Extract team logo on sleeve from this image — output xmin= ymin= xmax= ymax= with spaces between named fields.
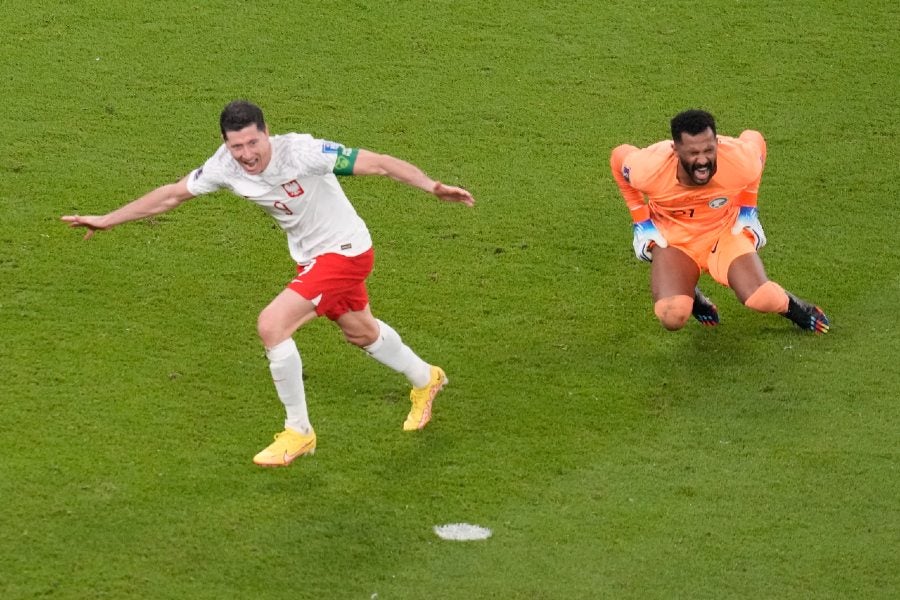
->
xmin=708 ymin=197 xmax=728 ymax=208
xmin=321 ymin=142 xmax=342 ymax=154
xmin=281 ymin=180 xmax=305 ymax=198
xmin=192 ymin=167 xmax=203 ymax=180
xmin=622 ymin=166 xmax=631 ymax=183
xmin=335 ymin=155 xmax=351 ymax=171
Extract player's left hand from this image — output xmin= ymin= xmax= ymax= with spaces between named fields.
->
xmin=731 ymin=206 xmax=767 ymax=250
xmin=432 ymin=181 xmax=475 ymax=207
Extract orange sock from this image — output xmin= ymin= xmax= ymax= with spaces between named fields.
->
xmin=744 ymin=281 xmax=789 ymax=313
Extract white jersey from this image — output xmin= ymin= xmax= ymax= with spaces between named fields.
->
xmin=185 ymin=133 xmax=372 ymax=265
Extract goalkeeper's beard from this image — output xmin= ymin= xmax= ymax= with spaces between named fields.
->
xmin=681 ymin=158 xmax=717 ymax=185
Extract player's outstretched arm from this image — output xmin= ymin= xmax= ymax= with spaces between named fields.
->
xmin=61 ymin=177 xmax=195 ymax=240
xmin=351 ymin=149 xmax=474 ymax=207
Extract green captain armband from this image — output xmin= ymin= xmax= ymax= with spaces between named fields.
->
xmin=332 ymin=147 xmax=359 ymax=176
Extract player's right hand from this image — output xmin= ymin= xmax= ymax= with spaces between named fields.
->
xmin=632 ymin=219 xmax=668 ymax=262
xmin=60 ymin=215 xmax=107 ymax=240
xmin=432 ymin=181 xmax=475 ymax=207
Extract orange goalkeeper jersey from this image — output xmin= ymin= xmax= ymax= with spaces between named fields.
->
xmin=610 ymin=131 xmax=766 ymax=246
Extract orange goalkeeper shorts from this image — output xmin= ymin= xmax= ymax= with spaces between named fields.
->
xmin=668 ymin=229 xmax=757 ymax=286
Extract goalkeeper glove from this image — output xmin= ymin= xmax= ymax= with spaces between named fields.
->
xmin=730 ymin=206 xmax=767 ymax=250
xmin=632 ymin=219 xmax=668 ymax=262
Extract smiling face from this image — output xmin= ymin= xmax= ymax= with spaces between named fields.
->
xmin=674 ymin=127 xmax=717 ymax=186
xmin=223 ymin=124 xmax=272 ymax=175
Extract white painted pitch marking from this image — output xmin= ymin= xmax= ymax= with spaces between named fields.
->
xmin=433 ymin=523 xmax=493 ymax=541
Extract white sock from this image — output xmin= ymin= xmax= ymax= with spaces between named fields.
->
xmin=266 ymin=338 xmax=312 ymax=434
xmin=364 ymin=320 xmax=432 ymax=388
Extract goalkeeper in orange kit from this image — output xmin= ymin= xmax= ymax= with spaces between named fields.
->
xmin=610 ymin=109 xmax=829 ymax=333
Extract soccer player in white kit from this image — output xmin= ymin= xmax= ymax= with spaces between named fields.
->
xmin=62 ymin=100 xmax=474 ymax=467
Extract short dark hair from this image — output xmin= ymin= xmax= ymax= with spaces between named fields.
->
xmin=220 ymin=100 xmax=266 ymax=138
xmin=671 ymin=109 xmax=716 ymax=143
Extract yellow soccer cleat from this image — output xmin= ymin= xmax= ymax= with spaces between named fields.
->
xmin=403 ymin=366 xmax=447 ymax=431
xmin=253 ymin=428 xmax=316 ymax=467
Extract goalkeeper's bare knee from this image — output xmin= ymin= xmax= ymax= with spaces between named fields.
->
xmin=654 ymin=295 xmax=693 ymax=331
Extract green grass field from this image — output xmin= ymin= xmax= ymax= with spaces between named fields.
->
xmin=2 ymin=1 xmax=898 ymax=598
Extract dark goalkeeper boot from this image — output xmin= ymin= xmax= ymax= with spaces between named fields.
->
xmin=782 ymin=293 xmax=830 ymax=334
xmin=692 ymin=286 xmax=720 ymax=326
